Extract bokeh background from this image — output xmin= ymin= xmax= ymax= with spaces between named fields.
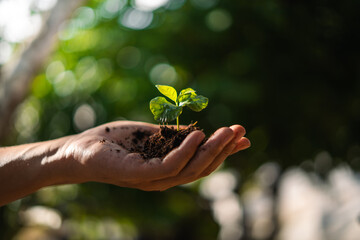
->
xmin=0 ymin=0 xmax=359 ymax=239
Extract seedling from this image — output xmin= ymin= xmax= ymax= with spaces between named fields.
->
xmin=150 ymin=85 xmax=208 ymax=131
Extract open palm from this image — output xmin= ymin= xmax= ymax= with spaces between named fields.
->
xmin=60 ymin=121 xmax=250 ymax=191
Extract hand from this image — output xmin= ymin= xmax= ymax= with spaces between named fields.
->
xmin=58 ymin=121 xmax=250 ymax=191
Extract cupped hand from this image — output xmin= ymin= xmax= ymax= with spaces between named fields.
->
xmin=61 ymin=121 xmax=250 ymax=191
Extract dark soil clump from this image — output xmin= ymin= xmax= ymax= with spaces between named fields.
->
xmin=128 ymin=124 xmax=202 ymax=160
xmin=132 ymin=130 xmax=150 ymax=145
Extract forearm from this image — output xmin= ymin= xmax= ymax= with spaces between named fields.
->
xmin=0 ymin=136 xmax=76 ymax=206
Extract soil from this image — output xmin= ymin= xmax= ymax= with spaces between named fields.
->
xmin=129 ymin=123 xmax=202 ymax=160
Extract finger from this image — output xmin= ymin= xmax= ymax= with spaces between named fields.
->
xmin=230 ymin=137 xmax=251 ymax=154
xmin=198 ymin=137 xmax=251 ymax=178
xmin=127 ymin=126 xmax=248 ymax=191
xmin=199 ymin=136 xmax=251 ymax=178
xmin=180 ymin=127 xmax=234 ymax=177
xmin=98 ymin=124 xmax=205 ymax=183
xmin=222 ymin=124 xmax=246 ymax=156
xmin=197 ymin=126 xmax=244 ymax=177
xmin=230 ymin=125 xmax=246 ymax=139
xmin=198 ymin=144 xmax=232 ymax=178
xmin=149 ymin=130 xmax=205 ymax=179
xmin=147 ymin=127 xmax=235 ymax=189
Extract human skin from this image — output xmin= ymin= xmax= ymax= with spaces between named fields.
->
xmin=0 ymin=121 xmax=250 ymax=206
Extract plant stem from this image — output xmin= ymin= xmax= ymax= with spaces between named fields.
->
xmin=176 ymin=99 xmax=179 ymax=131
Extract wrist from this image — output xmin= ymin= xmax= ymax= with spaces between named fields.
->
xmin=0 ymin=135 xmax=79 ymax=205
xmin=40 ymin=135 xmax=85 ymax=187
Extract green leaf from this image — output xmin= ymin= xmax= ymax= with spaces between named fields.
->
xmin=150 ymin=97 xmax=182 ymax=123
xmin=179 ymin=92 xmax=208 ymax=112
xmin=178 ymin=88 xmax=196 ymax=105
xmin=155 ymin=85 xmax=178 ymax=103
xmin=179 ymin=88 xmax=196 ymax=96
xmin=186 ymin=95 xmax=209 ymax=112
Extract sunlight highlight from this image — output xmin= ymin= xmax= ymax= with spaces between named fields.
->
xmin=133 ymin=0 xmax=169 ymax=11
xmin=120 ymin=8 xmax=153 ymax=30
xmin=0 ymin=0 xmax=43 ymax=42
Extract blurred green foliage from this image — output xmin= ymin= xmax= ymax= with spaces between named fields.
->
xmin=1 ymin=0 xmax=360 ymax=239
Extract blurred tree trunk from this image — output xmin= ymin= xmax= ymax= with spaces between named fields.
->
xmin=0 ymin=0 xmax=87 ymax=144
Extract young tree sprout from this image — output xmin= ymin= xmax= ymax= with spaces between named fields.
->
xmin=150 ymin=85 xmax=208 ymax=131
